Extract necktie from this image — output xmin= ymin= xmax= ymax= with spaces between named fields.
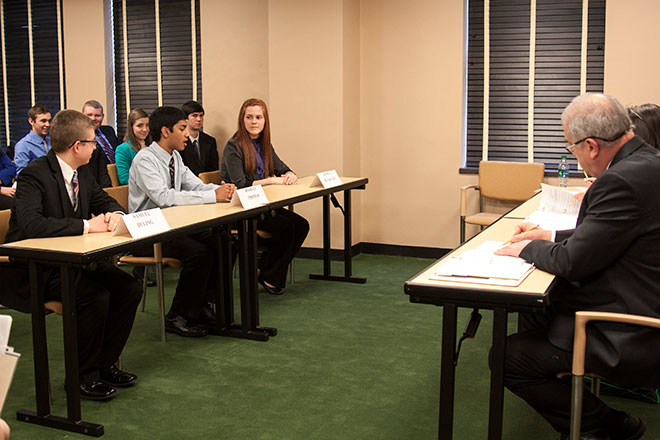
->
xmin=169 ymin=156 xmax=175 ymax=189
xmin=72 ymin=171 xmax=79 ymax=210
xmin=96 ymin=130 xmax=115 ymax=164
xmin=193 ymin=139 xmax=200 ymax=159
xmin=42 ymin=140 xmax=48 ymax=154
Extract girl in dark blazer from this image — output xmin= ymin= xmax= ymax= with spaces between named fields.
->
xmin=220 ymin=98 xmax=309 ymax=294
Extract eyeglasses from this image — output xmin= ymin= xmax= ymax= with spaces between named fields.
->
xmin=564 ymin=129 xmax=631 ymax=154
xmin=68 ymin=139 xmax=98 ymax=149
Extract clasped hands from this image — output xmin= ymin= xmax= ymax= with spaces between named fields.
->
xmin=494 ymin=222 xmax=552 ymax=258
xmin=215 ymin=181 xmax=237 ymax=201
xmin=89 ymin=212 xmax=124 ymax=233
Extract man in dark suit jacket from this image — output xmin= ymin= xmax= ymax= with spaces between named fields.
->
xmin=1 ymin=110 xmax=142 ymax=402
xmin=180 ymin=100 xmax=219 ymax=176
xmin=496 ymin=93 xmax=660 ymax=439
xmin=83 ymin=100 xmax=118 ymax=187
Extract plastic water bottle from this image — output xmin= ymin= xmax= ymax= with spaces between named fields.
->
xmin=558 ymin=155 xmax=569 ymax=188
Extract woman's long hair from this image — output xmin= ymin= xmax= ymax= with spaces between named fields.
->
xmin=124 ymin=108 xmax=151 ymax=153
xmin=234 ymin=98 xmax=273 ymax=177
xmin=628 ymin=104 xmax=660 ymax=149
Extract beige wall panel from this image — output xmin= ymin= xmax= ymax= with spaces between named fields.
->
xmin=200 ymin=0 xmax=269 ymax=152
xmin=604 ymin=1 xmax=660 ymax=106
xmin=62 ymin=0 xmax=108 ymax=114
xmin=360 ymin=0 xmax=465 ymax=248
xmin=268 ymin=0 xmax=348 ymax=248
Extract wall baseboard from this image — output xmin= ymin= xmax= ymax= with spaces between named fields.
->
xmin=298 ymin=242 xmax=450 ymax=260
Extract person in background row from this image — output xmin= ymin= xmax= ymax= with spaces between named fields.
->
xmin=220 ymin=98 xmax=309 ymax=295
xmin=180 ymin=100 xmax=219 ymax=176
xmin=14 ymin=105 xmax=51 ymax=175
xmin=82 ymin=100 xmax=116 ymax=188
xmin=0 ymin=148 xmax=16 ymax=209
xmin=628 ymin=103 xmax=660 ymax=148
xmin=115 ymin=109 xmax=151 ymax=186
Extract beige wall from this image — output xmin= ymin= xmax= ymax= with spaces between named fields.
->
xmin=61 ymin=0 xmax=660 ymax=251
xmin=62 ymin=0 xmax=110 ymax=118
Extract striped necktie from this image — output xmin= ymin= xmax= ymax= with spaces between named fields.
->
xmin=96 ymin=130 xmax=115 ymax=163
xmin=193 ymin=139 xmax=200 ymax=159
xmin=42 ymin=139 xmax=48 ymax=154
xmin=169 ymin=156 xmax=175 ymax=188
xmin=72 ymin=170 xmax=79 ymax=210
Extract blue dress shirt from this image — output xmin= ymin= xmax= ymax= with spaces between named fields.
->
xmin=14 ymin=130 xmax=51 ymax=174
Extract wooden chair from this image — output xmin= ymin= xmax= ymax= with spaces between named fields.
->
xmin=570 ymin=311 xmax=660 ymax=439
xmin=460 ymin=161 xmax=544 ymax=243
xmin=107 ymin=163 xmax=120 ymax=187
xmin=103 ymin=186 xmax=182 ymax=342
xmin=198 ymin=170 xmax=220 ymax=184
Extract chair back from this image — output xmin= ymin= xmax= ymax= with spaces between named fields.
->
xmin=0 ymin=209 xmax=10 ymax=244
xmin=104 ymin=185 xmax=129 ymax=211
xmin=199 ymin=170 xmax=220 ymax=185
xmin=107 ymin=163 xmax=120 ymax=187
xmin=478 ymin=161 xmax=544 ymax=201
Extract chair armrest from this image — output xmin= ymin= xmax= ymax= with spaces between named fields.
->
xmin=460 ymin=184 xmax=479 ymax=216
xmin=572 ymin=311 xmax=660 ymax=376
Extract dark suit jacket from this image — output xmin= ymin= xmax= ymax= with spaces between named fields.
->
xmin=520 ymin=136 xmax=660 ymax=387
xmin=220 ymin=136 xmax=292 ymax=189
xmin=181 ymin=132 xmax=219 ymax=176
xmin=0 ymin=150 xmax=124 ymax=311
xmin=99 ymin=125 xmax=120 ymax=149
xmin=84 ymin=125 xmax=119 ymax=188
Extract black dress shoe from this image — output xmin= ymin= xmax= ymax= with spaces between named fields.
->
xmin=100 ymin=365 xmax=138 ymax=387
xmin=132 ymin=266 xmax=156 ymax=287
xmin=559 ymin=428 xmax=609 ymax=440
xmin=192 ymin=305 xmax=218 ymax=329
xmin=610 ymin=413 xmax=646 ymax=440
xmin=79 ymin=380 xmax=117 ymax=401
xmin=258 ymin=275 xmax=283 ymax=295
xmin=165 ymin=314 xmax=208 ymax=337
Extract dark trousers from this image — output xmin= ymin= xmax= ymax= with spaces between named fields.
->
xmin=257 ymin=208 xmax=309 ymax=288
xmin=132 ymin=229 xmax=222 ymax=320
xmin=0 ymin=193 xmax=13 ymax=210
xmin=44 ymin=261 xmax=142 ymax=383
xmin=500 ymin=328 xmax=625 ymax=434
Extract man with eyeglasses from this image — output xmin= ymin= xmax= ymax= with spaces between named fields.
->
xmin=496 ymin=93 xmax=660 ymax=439
xmin=0 ymin=110 xmax=142 ymax=402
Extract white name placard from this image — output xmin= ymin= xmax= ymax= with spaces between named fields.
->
xmin=230 ymin=184 xmax=269 ymax=209
xmin=311 ymin=170 xmax=342 ymax=189
xmin=112 ymin=208 xmax=171 ymax=238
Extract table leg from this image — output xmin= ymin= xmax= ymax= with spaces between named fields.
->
xmin=488 ymin=308 xmax=508 ymax=440
xmin=17 ymin=263 xmax=104 ymax=437
xmin=215 ymin=228 xmax=235 ymax=332
xmin=309 ymin=191 xmax=366 ymax=284
xmin=438 ymin=304 xmax=457 ymax=440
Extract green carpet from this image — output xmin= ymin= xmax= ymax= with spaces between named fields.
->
xmin=1 ymin=255 xmax=658 ymax=439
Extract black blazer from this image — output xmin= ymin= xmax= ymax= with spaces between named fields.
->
xmin=521 ymin=136 xmax=660 ymax=387
xmin=84 ymin=125 xmax=118 ymax=188
xmin=181 ymin=131 xmax=219 ymax=176
xmin=220 ymin=136 xmax=292 ymax=189
xmin=99 ymin=125 xmax=120 ymax=149
xmin=0 ymin=151 xmax=124 ymax=311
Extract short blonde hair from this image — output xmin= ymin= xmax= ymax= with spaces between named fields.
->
xmin=50 ymin=110 xmax=95 ymax=153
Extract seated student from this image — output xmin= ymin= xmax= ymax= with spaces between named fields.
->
xmin=82 ymin=100 xmax=116 ymax=188
xmin=180 ymin=100 xmax=219 ymax=176
xmin=1 ymin=110 xmax=142 ymax=401
xmin=128 ymin=106 xmax=235 ymax=337
xmin=0 ymin=148 xmax=16 ymax=209
xmin=116 ymin=108 xmax=151 ymax=185
xmin=220 ymin=98 xmax=309 ymax=295
xmin=14 ymin=105 xmax=51 ymax=174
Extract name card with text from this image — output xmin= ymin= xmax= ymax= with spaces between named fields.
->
xmin=311 ymin=170 xmax=342 ymax=188
xmin=230 ymin=185 xmax=269 ymax=209
xmin=113 ymin=208 xmax=171 ymax=238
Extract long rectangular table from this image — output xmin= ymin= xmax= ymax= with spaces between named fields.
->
xmin=404 ymin=198 xmax=556 ymax=440
xmin=0 ymin=175 xmax=368 ymax=436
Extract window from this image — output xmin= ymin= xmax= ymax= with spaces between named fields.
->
xmin=1 ymin=0 xmax=65 ymax=148
xmin=464 ymin=0 xmax=605 ymax=172
xmin=112 ymin=0 xmax=202 ymax=139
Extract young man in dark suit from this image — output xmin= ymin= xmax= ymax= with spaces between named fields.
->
xmin=82 ymin=100 xmax=117 ymax=188
xmin=2 ymin=109 xmax=142 ymax=401
xmin=497 ymin=93 xmax=660 ymax=439
xmin=180 ymin=100 xmax=219 ymax=176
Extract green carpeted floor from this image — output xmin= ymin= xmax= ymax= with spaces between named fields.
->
xmin=1 ymin=255 xmax=658 ymax=439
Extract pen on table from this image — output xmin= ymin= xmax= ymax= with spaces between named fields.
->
xmin=502 ymin=225 xmax=538 ymax=246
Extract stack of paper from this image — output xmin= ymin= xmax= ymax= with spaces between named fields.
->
xmin=525 ymin=183 xmax=582 ymax=230
xmin=430 ymin=241 xmax=535 ymax=286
